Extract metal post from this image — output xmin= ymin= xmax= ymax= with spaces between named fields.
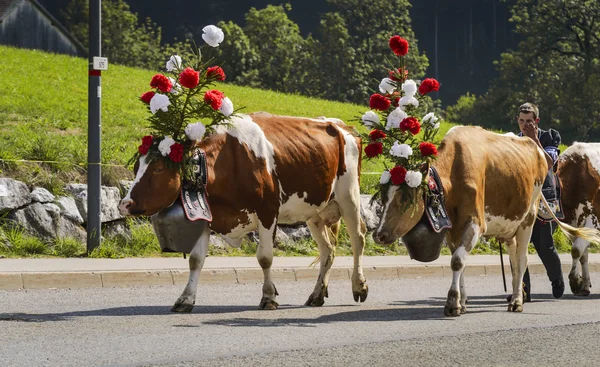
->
xmin=87 ymin=0 xmax=102 ymax=253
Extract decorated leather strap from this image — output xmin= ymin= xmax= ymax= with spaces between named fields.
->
xmin=180 ymin=148 xmax=213 ymax=222
xmin=425 ymin=166 xmax=452 ymax=233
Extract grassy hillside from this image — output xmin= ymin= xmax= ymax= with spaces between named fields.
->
xmin=0 ymin=45 xmax=456 ymax=194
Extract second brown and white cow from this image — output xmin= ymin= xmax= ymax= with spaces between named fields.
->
xmin=119 ymin=112 xmax=369 ymax=312
xmin=372 ymin=126 xmax=600 ymax=316
xmin=558 ymin=142 xmax=600 ymax=296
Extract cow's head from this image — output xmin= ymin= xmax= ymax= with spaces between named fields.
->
xmin=373 ymin=164 xmax=445 ymax=262
xmin=119 ymin=156 xmax=181 ymax=217
xmin=373 ymin=183 xmax=426 ymax=245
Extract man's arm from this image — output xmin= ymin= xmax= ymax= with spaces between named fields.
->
xmin=523 ymin=123 xmax=553 ymax=170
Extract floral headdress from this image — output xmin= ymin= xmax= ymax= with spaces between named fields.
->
xmin=130 ymin=25 xmax=235 ymax=180
xmin=359 ymin=35 xmax=442 ymax=212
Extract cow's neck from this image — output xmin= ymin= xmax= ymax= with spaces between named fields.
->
xmin=431 ymin=152 xmax=453 ymax=199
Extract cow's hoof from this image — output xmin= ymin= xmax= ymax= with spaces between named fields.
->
xmin=258 ymin=298 xmax=279 ymax=310
xmin=171 ymin=301 xmax=194 ymax=313
xmin=444 ymin=305 xmax=461 ymax=317
xmin=352 ymin=284 xmax=369 ymax=303
xmin=460 ymin=306 xmax=467 ymax=314
xmin=305 ymin=294 xmax=325 ymax=307
xmin=507 ymin=303 xmax=523 ymax=312
xmin=569 ymin=275 xmax=584 ymax=295
xmin=575 ymin=289 xmax=591 ymax=297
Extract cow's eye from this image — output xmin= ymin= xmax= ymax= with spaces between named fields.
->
xmin=154 ymin=167 xmax=163 ymax=173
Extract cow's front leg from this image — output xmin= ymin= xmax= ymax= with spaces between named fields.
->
xmin=445 ymin=222 xmax=480 ymax=317
xmin=445 ymin=246 xmax=469 ymax=316
xmin=172 ymin=227 xmax=210 ymax=313
xmin=570 ymin=236 xmax=592 ymax=296
xmin=257 ymin=221 xmax=279 ymax=310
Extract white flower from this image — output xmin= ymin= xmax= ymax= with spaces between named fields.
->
xmin=401 ymin=79 xmax=417 ymax=97
xmin=168 ymin=77 xmax=181 ymax=95
xmin=399 ymin=95 xmax=419 ymax=108
xmin=378 ymin=77 xmax=396 ymax=94
xmin=380 ymin=170 xmax=391 ymax=184
xmin=158 ymin=136 xmax=176 ymax=156
xmin=390 ymin=141 xmax=413 ymax=158
xmin=405 ymin=170 xmax=423 ymax=188
xmin=386 ymin=107 xmax=408 ymax=130
xmin=166 ymin=55 xmax=182 ymax=71
xmin=149 ymin=94 xmax=170 ymax=114
xmin=422 ymin=112 xmax=440 ymax=129
xmin=219 ymin=97 xmax=234 ymax=116
xmin=361 ymin=111 xmax=380 ymax=127
xmin=202 ymin=25 xmax=224 ymax=47
xmin=185 ymin=122 xmax=206 ymax=141
xmin=422 ymin=112 xmax=438 ymax=125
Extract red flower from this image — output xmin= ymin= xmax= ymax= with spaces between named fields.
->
xmin=389 ymin=68 xmax=409 ymax=82
xmin=419 ymin=142 xmax=438 ymax=156
xmin=364 ymin=142 xmax=383 ymax=158
xmin=390 ymin=165 xmax=407 ymax=185
xmin=138 ymin=135 xmax=153 ymax=155
xmin=206 ymin=66 xmax=226 ymax=81
xmin=140 ymin=91 xmax=155 ymax=104
xmin=204 ymin=90 xmax=225 ymax=110
xmin=168 ymin=143 xmax=184 ymax=163
xmin=369 ymin=94 xmax=391 ymax=111
xmin=179 ymin=67 xmax=200 ymax=89
xmin=419 ymin=78 xmax=440 ymax=95
xmin=400 ymin=117 xmax=421 ymax=135
xmin=389 ymin=35 xmax=409 ymax=56
xmin=150 ymin=74 xmax=172 ymax=93
xmin=369 ymin=129 xmax=387 ymax=141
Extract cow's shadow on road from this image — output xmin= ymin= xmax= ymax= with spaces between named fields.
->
xmin=2 ymin=293 xmax=597 ymax=325
xmin=0 ymin=304 xmax=261 ymax=323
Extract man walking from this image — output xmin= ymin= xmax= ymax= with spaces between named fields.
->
xmin=514 ymin=102 xmax=565 ymax=301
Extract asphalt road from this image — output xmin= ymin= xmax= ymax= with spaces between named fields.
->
xmin=2 ymin=273 xmax=600 ymax=367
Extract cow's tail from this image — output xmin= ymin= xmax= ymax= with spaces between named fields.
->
xmin=541 ymin=196 xmax=600 ymax=244
xmin=309 ymin=221 xmax=341 ymax=267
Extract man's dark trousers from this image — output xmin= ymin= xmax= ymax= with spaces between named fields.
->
xmin=523 ymin=220 xmax=562 ymax=290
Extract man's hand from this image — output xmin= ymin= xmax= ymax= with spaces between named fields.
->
xmin=522 ymin=121 xmax=538 ymax=140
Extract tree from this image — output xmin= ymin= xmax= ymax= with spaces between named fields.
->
xmin=308 ymin=13 xmax=364 ymax=101
xmin=242 ymin=4 xmax=309 ymax=93
xmin=325 ymin=0 xmax=430 ymax=103
xmin=456 ymin=0 xmax=600 ymax=142
xmin=61 ymin=0 xmax=172 ymax=69
xmin=209 ymin=21 xmax=260 ymax=86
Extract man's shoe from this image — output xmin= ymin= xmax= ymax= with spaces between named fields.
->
xmin=552 ymin=277 xmax=565 ymax=299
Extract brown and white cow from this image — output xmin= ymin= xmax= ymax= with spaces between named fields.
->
xmin=119 ymin=112 xmax=369 ymax=312
xmin=373 ymin=126 xmax=600 ymax=316
xmin=558 ymin=142 xmax=600 ymax=296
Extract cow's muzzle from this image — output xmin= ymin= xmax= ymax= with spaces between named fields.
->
xmin=373 ymin=230 xmax=396 ymax=245
xmin=118 ymin=199 xmax=135 ymax=216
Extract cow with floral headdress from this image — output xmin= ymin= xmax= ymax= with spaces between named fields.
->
xmin=362 ymin=35 xmax=600 ymax=316
xmin=119 ymin=25 xmax=369 ymax=312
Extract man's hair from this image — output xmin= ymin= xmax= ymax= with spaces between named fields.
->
xmin=518 ymin=102 xmax=539 ymax=120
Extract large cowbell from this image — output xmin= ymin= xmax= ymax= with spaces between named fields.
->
xmin=401 ymin=213 xmax=446 ymax=262
xmin=151 ymin=199 xmax=208 ymax=254
xmin=401 ymin=167 xmax=452 ymax=263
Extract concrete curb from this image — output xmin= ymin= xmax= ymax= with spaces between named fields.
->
xmin=1 ymin=262 xmax=589 ymax=290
